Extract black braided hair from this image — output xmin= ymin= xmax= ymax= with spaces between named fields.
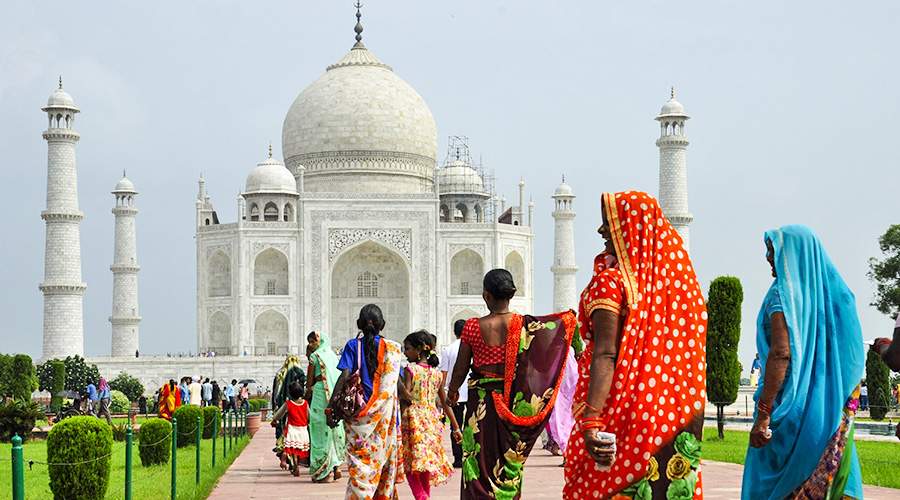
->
xmin=483 ymin=268 xmax=517 ymax=300
xmin=404 ymin=330 xmax=440 ymax=367
xmin=356 ymin=304 xmax=385 ymax=379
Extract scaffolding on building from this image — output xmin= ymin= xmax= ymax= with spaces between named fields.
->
xmin=437 ymin=136 xmax=495 ymax=222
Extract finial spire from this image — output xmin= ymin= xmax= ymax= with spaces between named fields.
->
xmin=59 ymin=76 xmax=63 ymax=89
xmin=455 ymin=147 xmax=460 ymax=161
xmin=671 ymin=86 xmax=674 ymax=99
xmin=354 ymin=2 xmax=364 ymax=45
xmin=268 ymin=142 xmax=273 ymax=158
xmin=562 ymin=174 xmax=565 ymax=183
xmin=123 ymin=169 xmax=126 ymax=178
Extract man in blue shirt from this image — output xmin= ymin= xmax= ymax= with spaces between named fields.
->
xmin=86 ymin=381 xmax=99 ymax=417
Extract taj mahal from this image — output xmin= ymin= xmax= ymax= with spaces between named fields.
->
xmin=36 ymin=10 xmax=695 ymax=388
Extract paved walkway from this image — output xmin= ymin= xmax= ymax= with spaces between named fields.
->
xmin=208 ymin=427 xmax=898 ymax=500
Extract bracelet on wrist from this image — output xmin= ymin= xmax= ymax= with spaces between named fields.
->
xmin=757 ymin=401 xmax=774 ymax=415
xmin=324 ymin=408 xmax=332 ymax=415
xmin=581 ymin=420 xmax=605 ymax=430
xmin=874 ymin=338 xmax=892 ymax=354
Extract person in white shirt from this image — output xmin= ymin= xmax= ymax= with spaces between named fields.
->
xmin=188 ymin=376 xmax=203 ymax=407
xmin=201 ymin=378 xmax=213 ymax=407
xmin=440 ymin=319 xmax=470 ymax=468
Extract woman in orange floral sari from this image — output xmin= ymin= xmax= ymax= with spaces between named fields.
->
xmin=327 ymin=304 xmax=404 ymax=499
xmin=564 ymin=191 xmax=707 ymax=500
xmin=158 ymin=379 xmax=181 ymax=421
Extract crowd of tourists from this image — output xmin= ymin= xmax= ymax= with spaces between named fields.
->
xmin=259 ymin=191 xmax=898 ymax=499
xmin=155 ymin=376 xmax=253 ymax=420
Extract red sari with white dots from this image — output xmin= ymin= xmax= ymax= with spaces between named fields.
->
xmin=564 ymin=191 xmax=707 ymax=500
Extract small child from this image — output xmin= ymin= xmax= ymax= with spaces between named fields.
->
xmin=270 ymin=380 xmax=310 ymax=476
xmin=400 ymin=330 xmax=462 ymax=500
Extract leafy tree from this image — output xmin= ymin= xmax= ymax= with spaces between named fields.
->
xmin=866 ymin=348 xmax=891 ymax=420
xmin=49 ymin=361 xmax=66 ymax=412
xmin=705 ymin=276 xmax=743 ymax=440
xmin=62 ymin=355 xmax=101 ymax=393
xmin=867 ymin=224 xmax=900 ymax=318
xmin=0 ymin=354 xmax=38 ymax=402
xmin=109 ymin=371 xmax=144 ymax=403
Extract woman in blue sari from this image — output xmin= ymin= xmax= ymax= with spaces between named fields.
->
xmin=742 ymin=225 xmax=865 ymax=500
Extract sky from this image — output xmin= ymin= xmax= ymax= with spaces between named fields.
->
xmin=1 ymin=2 xmax=898 ymax=378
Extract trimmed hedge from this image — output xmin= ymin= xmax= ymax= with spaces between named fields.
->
xmin=202 ymin=405 xmax=221 ymax=439
xmin=109 ymin=390 xmax=130 ymax=413
xmin=49 ymin=361 xmax=66 ymax=413
xmin=171 ymin=405 xmax=204 ymax=447
xmin=138 ymin=418 xmax=171 ymax=466
xmin=249 ymin=398 xmax=268 ymax=412
xmin=47 ymin=416 xmax=112 ymax=499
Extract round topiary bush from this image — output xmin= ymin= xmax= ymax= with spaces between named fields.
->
xmin=47 ymin=416 xmax=112 ymax=499
xmin=109 ymin=390 xmax=130 ymax=413
xmin=138 ymin=418 xmax=171 ymax=466
xmin=171 ymin=405 xmax=204 ymax=447
xmin=201 ymin=406 xmax=221 ymax=439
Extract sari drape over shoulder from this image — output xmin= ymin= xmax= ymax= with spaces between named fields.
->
xmin=461 ymin=311 xmax=576 ymax=500
xmin=742 ymin=225 xmax=865 ymax=500
xmin=565 ymin=191 xmax=708 ymax=500
xmin=345 ymin=338 xmax=404 ymax=500
xmin=309 ymin=332 xmax=345 ymax=481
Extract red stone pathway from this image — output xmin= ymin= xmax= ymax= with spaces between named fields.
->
xmin=207 ymin=427 xmax=898 ymax=499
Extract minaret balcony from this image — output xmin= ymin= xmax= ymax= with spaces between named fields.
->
xmin=39 ymin=283 xmax=87 ymax=294
xmin=42 ymin=129 xmax=81 ymax=141
xmin=41 ymin=211 xmax=84 ymax=222
xmin=655 ymin=137 xmax=690 ymax=148
xmin=666 ymin=214 xmax=694 ymax=224
xmin=550 ymin=265 xmax=579 ymax=273
xmin=109 ymin=316 xmax=142 ymax=324
xmin=110 ymin=264 xmax=141 ymax=272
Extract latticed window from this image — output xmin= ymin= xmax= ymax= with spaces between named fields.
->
xmin=266 ymin=280 xmax=276 ymax=295
xmin=460 ymin=281 xmax=469 ymax=295
xmin=357 ymin=271 xmax=378 ymax=298
xmin=266 ymin=342 xmax=276 ymax=356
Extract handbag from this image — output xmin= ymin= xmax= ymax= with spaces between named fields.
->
xmin=332 ymin=339 xmax=367 ymax=422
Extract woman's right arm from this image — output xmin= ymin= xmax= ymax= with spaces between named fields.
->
xmin=448 ymin=342 xmax=473 ymax=403
xmin=305 ymin=361 xmax=315 ymax=400
xmin=873 ymin=326 xmax=900 ymax=371
xmin=750 ymin=311 xmax=791 ymax=448
xmin=582 ymin=308 xmax=622 ymax=466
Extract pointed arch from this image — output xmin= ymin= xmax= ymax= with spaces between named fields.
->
xmin=254 ymin=248 xmax=289 ymax=295
xmin=253 ymin=309 xmax=289 ymax=355
xmin=451 ymin=308 xmax=479 ymax=325
xmin=505 ymin=250 xmax=526 ymax=296
xmin=207 ymin=251 xmax=231 ymax=297
xmin=450 ymin=249 xmax=483 ymax=295
xmin=264 ymin=202 xmax=278 ymax=221
xmin=330 ymin=240 xmax=409 ymax=347
xmin=208 ymin=311 xmax=232 ymax=354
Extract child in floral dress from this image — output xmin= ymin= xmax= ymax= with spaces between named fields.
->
xmin=401 ymin=330 xmax=462 ymax=500
xmin=270 ymin=380 xmax=310 ymax=476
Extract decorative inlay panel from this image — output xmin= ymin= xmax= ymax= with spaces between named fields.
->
xmin=252 ymin=242 xmax=290 ymax=257
xmin=205 ymin=244 xmax=231 ymax=260
xmin=252 ymin=304 xmax=291 ymax=319
xmin=328 ymin=229 xmax=411 ymax=263
xmin=448 ymin=243 xmax=485 ymax=257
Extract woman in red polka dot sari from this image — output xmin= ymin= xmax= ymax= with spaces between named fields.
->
xmin=564 ymin=191 xmax=707 ymax=500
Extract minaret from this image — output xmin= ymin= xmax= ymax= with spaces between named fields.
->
xmin=40 ymin=78 xmax=87 ymax=358
xmin=655 ymin=89 xmax=693 ymax=251
xmin=551 ymin=177 xmax=578 ymax=312
xmin=109 ymin=172 xmax=141 ymax=357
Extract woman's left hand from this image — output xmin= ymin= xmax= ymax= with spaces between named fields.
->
xmin=451 ymin=429 xmax=462 ymax=444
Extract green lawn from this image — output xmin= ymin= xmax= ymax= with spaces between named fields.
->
xmin=0 ymin=431 xmax=249 ymax=499
xmin=702 ymin=428 xmax=900 ymax=490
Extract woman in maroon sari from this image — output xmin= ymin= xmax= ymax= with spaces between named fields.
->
xmin=448 ymin=269 xmax=576 ymax=499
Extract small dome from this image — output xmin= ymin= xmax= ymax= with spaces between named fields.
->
xmin=659 ymin=98 xmax=685 ymax=116
xmin=554 ymin=181 xmax=573 ymax=197
xmin=114 ymin=176 xmax=135 ymax=193
xmin=45 ymin=88 xmax=78 ymax=111
xmin=438 ymin=159 xmax=486 ymax=196
xmin=245 ymin=157 xmax=298 ymax=194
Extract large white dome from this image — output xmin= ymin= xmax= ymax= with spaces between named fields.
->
xmin=282 ymin=42 xmax=438 ymax=194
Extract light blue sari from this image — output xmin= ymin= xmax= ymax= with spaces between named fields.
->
xmin=742 ymin=225 xmax=864 ymax=500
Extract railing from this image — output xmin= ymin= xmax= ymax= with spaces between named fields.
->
xmin=9 ymin=407 xmax=249 ymax=500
